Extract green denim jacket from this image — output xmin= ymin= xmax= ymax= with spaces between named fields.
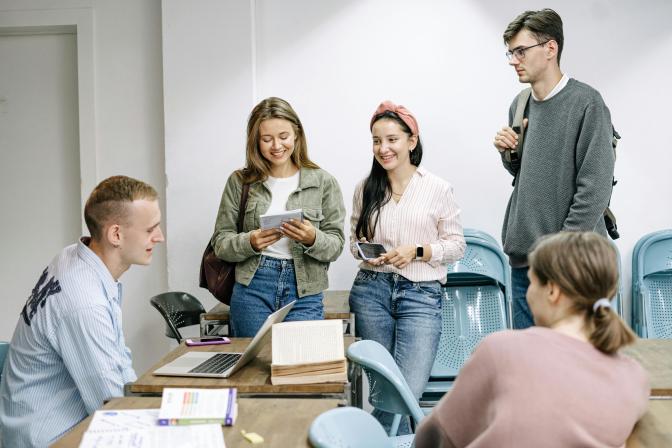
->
xmin=211 ymin=167 xmax=345 ymax=297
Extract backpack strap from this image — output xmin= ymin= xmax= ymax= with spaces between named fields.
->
xmin=505 ymin=87 xmax=532 ymax=164
xmin=236 ymin=183 xmax=251 ymax=233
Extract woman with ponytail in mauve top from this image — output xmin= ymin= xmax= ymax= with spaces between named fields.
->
xmin=415 ymin=231 xmax=649 ymax=448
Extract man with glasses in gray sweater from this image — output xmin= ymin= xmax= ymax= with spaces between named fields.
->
xmin=493 ymin=9 xmax=616 ymax=329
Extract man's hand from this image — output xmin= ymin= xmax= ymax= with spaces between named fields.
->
xmin=493 ymin=118 xmax=528 ymax=153
xmin=250 ymin=228 xmax=282 ymax=251
xmin=383 ymin=245 xmax=416 ymax=269
xmin=281 ymin=219 xmax=317 ymax=247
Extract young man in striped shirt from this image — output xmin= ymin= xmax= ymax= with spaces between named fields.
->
xmin=0 ymin=175 xmax=165 ymax=447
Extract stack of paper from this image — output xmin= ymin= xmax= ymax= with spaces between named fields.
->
xmin=78 ymin=409 xmax=225 ymax=448
xmin=158 ymin=388 xmax=238 ymax=426
xmin=271 ymin=319 xmax=348 ymax=385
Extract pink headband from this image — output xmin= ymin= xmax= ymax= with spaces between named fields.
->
xmin=370 ymin=100 xmax=419 ymax=136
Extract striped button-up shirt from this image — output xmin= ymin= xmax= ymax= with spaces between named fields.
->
xmin=0 ymin=238 xmax=136 ymax=447
xmin=350 ymin=166 xmax=466 ymax=282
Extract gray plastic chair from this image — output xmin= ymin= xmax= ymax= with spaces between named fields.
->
xmin=422 ymin=230 xmax=509 ymax=405
xmin=632 ymin=230 xmax=672 ymax=338
xmin=346 ymin=340 xmax=424 ymax=438
xmin=149 ymin=292 xmax=206 ymax=343
xmin=309 ymin=406 xmax=401 ymax=448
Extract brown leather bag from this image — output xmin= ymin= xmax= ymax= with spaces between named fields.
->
xmin=199 ymin=183 xmax=250 ymax=304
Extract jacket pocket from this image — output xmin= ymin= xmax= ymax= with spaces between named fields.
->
xmin=303 ymin=208 xmax=325 ymax=229
xmin=243 ymin=202 xmax=258 ymax=231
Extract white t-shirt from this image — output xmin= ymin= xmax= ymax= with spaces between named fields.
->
xmin=262 ymin=172 xmax=300 ymax=260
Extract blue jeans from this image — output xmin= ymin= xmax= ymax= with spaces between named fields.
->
xmin=230 ymin=256 xmax=324 ymax=337
xmin=511 ymin=266 xmax=534 ymax=329
xmin=349 ymin=269 xmax=442 ymax=435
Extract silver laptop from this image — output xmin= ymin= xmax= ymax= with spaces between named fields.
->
xmin=154 ymin=301 xmax=295 ymax=378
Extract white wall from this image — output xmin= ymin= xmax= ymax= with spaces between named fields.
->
xmin=2 ymin=0 xmax=670 ymax=381
xmin=0 ymin=0 xmax=170 ymax=374
xmin=164 ymin=0 xmax=672 ymax=323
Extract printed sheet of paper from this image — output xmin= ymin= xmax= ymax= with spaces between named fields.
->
xmin=78 ymin=423 xmax=225 ymax=448
xmin=272 ymin=319 xmax=345 ymax=365
xmin=87 ymin=409 xmax=160 ymax=432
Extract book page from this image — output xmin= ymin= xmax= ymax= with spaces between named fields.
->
xmin=272 ymin=319 xmax=345 ymax=365
xmin=259 ymin=209 xmax=303 ymax=230
xmin=158 ymin=388 xmax=236 ymax=420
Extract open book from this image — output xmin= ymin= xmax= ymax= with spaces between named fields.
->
xmin=158 ymin=388 xmax=237 ymax=426
xmin=271 ymin=319 xmax=348 ymax=385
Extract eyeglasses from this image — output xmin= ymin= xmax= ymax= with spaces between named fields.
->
xmin=505 ymin=41 xmax=549 ymax=61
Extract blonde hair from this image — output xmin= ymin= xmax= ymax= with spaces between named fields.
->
xmin=84 ymin=175 xmax=158 ymax=240
xmin=528 ymin=231 xmax=636 ymax=354
xmin=241 ymin=97 xmax=319 ymax=184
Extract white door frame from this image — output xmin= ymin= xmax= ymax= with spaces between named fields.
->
xmin=0 ymin=7 xmax=95 ymax=232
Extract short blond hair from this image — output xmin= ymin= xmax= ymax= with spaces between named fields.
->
xmin=529 ymin=231 xmax=636 ymax=354
xmin=84 ymin=175 xmax=158 ymax=240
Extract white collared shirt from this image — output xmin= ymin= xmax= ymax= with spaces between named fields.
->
xmin=350 ymin=166 xmax=466 ymax=282
xmin=532 ymin=73 xmax=569 ymax=101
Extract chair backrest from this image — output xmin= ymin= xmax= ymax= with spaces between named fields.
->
xmin=309 ymin=407 xmax=393 ymax=448
xmin=0 ymin=341 xmax=9 ymax=380
xmin=346 ymin=340 xmax=425 ymax=425
xmin=427 ymin=230 xmax=510 ymax=380
xmin=446 ymin=230 xmax=511 ymax=322
xmin=149 ymin=292 xmax=206 ymax=342
xmin=632 ymin=230 xmax=672 ymax=338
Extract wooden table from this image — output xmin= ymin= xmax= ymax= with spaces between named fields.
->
xmin=200 ymin=290 xmax=354 ymax=336
xmin=128 ymin=337 xmax=362 ymax=407
xmin=50 ymin=396 xmax=341 ymax=448
xmin=623 ymin=339 xmax=672 ymax=397
xmin=627 ymin=399 xmax=672 ymax=447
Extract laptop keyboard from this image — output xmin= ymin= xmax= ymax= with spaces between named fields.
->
xmin=189 ymin=353 xmax=242 ymax=374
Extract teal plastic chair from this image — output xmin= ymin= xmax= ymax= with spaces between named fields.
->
xmin=309 ymin=407 xmax=397 ymax=448
xmin=632 ymin=230 xmax=672 ymax=338
xmin=0 ymin=341 xmax=9 ymax=381
xmin=149 ymin=292 xmax=206 ymax=343
xmin=346 ymin=340 xmax=424 ymax=439
xmin=422 ymin=230 xmax=510 ymax=405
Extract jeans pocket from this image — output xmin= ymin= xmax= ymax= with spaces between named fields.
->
xmin=407 ymin=281 xmax=442 ymax=308
xmin=354 ymin=269 xmax=377 ymax=283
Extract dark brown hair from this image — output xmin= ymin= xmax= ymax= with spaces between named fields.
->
xmin=503 ymin=8 xmax=564 ymax=64
xmin=84 ymin=175 xmax=158 ymax=240
xmin=528 ymin=231 xmax=636 ymax=354
xmin=241 ymin=97 xmax=318 ymax=184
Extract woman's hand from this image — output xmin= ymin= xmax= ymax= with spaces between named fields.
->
xmin=281 ymin=219 xmax=316 ymax=246
xmin=383 ymin=245 xmax=416 ymax=269
xmin=250 ymin=228 xmax=283 ymax=251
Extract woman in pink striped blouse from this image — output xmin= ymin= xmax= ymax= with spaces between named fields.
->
xmin=349 ymin=100 xmax=466 ymax=435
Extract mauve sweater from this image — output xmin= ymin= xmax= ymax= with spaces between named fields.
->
xmin=415 ymin=327 xmax=649 ymax=448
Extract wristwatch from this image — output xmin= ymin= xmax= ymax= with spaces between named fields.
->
xmin=415 ymin=244 xmax=424 ymax=260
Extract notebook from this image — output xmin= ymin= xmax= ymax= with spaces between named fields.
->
xmin=153 ymin=301 xmax=295 ymax=378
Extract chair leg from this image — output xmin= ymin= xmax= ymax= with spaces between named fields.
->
xmin=389 ymin=414 xmax=401 ymax=436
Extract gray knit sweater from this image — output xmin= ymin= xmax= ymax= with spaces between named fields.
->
xmin=501 ymin=79 xmax=615 ymax=267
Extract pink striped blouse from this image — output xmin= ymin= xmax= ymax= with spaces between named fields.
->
xmin=350 ymin=166 xmax=466 ymax=282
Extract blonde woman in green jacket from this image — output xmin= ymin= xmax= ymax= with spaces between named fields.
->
xmin=211 ymin=97 xmax=346 ymax=337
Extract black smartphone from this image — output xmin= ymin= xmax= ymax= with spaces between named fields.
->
xmin=356 ymin=242 xmax=387 ymax=260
